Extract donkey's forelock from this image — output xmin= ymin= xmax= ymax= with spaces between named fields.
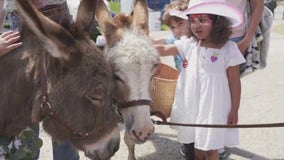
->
xmin=106 ymin=28 xmax=159 ymax=65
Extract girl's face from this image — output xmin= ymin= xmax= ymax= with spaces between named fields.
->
xmin=169 ymin=19 xmax=190 ymax=39
xmin=189 ymin=14 xmax=213 ymax=41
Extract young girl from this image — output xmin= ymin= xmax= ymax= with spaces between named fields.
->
xmin=155 ymin=0 xmax=245 ymax=159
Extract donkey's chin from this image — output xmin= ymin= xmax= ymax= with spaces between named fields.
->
xmin=84 ymin=128 xmax=120 ymax=160
xmin=84 ymin=138 xmax=120 ymax=160
xmin=85 ymin=145 xmax=119 ymax=160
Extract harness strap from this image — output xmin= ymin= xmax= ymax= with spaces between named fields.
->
xmin=117 ymin=99 xmax=153 ymax=109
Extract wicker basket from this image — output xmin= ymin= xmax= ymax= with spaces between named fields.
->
xmin=152 ymin=63 xmax=179 ymax=118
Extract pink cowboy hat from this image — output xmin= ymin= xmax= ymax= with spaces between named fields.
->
xmin=170 ymin=0 xmax=244 ymax=27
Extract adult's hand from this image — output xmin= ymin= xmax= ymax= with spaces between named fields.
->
xmin=0 ymin=31 xmax=23 ymax=57
xmin=237 ymin=38 xmax=250 ymax=55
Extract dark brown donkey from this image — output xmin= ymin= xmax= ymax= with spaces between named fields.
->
xmin=0 ymin=0 xmax=120 ymax=159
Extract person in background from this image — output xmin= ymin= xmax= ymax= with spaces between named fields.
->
xmin=0 ymin=1 xmax=21 ymax=57
xmin=0 ymin=1 xmax=79 ymax=160
xmin=264 ymin=0 xmax=277 ymax=16
xmin=0 ymin=0 xmax=5 ymax=28
xmin=155 ymin=0 xmax=245 ymax=159
xmin=31 ymin=0 xmax=74 ymax=30
xmin=226 ymin=0 xmax=264 ymax=54
xmin=152 ymin=0 xmax=190 ymax=71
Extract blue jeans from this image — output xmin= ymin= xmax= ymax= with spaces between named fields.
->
xmin=230 ymin=35 xmax=246 ymax=73
xmin=52 ymin=140 xmax=79 ymax=160
xmin=31 ymin=125 xmax=79 ymax=160
xmin=230 ymin=36 xmax=243 ymax=43
xmin=5 ymin=11 xmax=20 ymax=31
xmin=30 ymin=124 xmax=40 ymax=160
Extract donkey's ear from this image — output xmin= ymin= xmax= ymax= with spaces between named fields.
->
xmin=16 ymin=0 xmax=75 ymax=60
xmin=95 ymin=0 xmax=121 ymax=48
xmin=75 ymin=0 xmax=96 ymax=35
xmin=132 ymin=0 xmax=149 ymax=35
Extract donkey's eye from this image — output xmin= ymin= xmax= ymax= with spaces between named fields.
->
xmin=113 ymin=74 xmax=124 ymax=82
xmin=86 ymin=95 xmax=103 ymax=106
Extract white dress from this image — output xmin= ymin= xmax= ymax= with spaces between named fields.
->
xmin=170 ymin=38 xmax=246 ymax=151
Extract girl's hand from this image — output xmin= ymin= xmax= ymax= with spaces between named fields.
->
xmin=154 ymin=44 xmax=179 ymax=56
xmin=183 ymin=58 xmax=188 ymax=68
xmin=0 ymin=31 xmax=23 ymax=57
xmin=227 ymin=110 xmax=238 ymax=125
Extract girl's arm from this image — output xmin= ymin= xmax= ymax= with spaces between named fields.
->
xmin=227 ymin=65 xmax=241 ymax=125
xmin=151 ymin=37 xmax=165 ymax=45
xmin=154 ymin=44 xmax=179 ymax=56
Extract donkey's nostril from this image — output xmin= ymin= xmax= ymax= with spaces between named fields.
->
xmin=132 ymin=129 xmax=136 ymax=136
xmin=143 ymin=136 xmax=148 ymax=141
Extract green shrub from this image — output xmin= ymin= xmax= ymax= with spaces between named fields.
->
xmin=0 ymin=128 xmax=43 ymax=160
xmin=110 ymin=2 xmax=121 ymax=14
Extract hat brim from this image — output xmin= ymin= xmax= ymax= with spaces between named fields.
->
xmin=169 ymin=9 xmax=188 ymax=20
xmin=183 ymin=2 xmax=244 ymax=28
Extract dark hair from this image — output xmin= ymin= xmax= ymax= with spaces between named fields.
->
xmin=190 ymin=14 xmax=232 ymax=46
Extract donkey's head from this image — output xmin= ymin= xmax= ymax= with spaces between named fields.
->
xmin=95 ymin=0 xmax=159 ymax=143
xmin=15 ymin=0 xmax=120 ymax=159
